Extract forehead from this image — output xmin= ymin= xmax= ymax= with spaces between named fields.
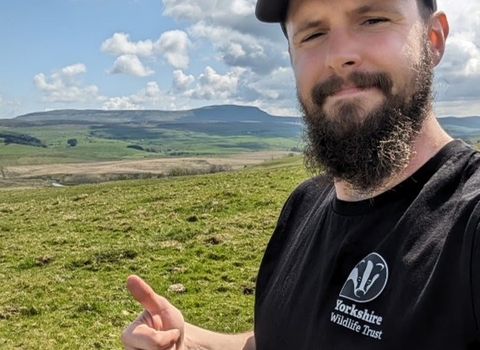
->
xmin=286 ymin=0 xmax=415 ymax=21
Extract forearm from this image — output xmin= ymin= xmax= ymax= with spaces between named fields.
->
xmin=184 ymin=323 xmax=255 ymax=350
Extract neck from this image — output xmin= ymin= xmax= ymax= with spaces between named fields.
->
xmin=334 ymin=115 xmax=453 ymax=202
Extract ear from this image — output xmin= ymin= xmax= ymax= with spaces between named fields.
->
xmin=427 ymin=12 xmax=449 ymax=66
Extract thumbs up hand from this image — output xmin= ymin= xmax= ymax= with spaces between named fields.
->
xmin=122 ymin=275 xmax=185 ymax=350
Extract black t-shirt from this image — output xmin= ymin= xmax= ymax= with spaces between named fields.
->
xmin=255 ymin=140 xmax=480 ymax=349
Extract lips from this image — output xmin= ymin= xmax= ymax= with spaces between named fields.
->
xmin=331 ymin=85 xmax=370 ymax=97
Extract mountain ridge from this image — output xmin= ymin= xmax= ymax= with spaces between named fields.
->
xmin=5 ymin=105 xmax=299 ymax=125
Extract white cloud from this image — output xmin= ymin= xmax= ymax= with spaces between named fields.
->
xmin=102 ymin=97 xmax=138 ymax=110
xmin=103 ymin=82 xmax=176 ymax=110
xmin=184 ymin=66 xmax=240 ymax=100
xmin=101 ymin=32 xmax=153 ymax=56
xmin=162 ymin=0 xmax=212 ymax=21
xmin=188 ymin=21 xmax=286 ymax=74
xmin=435 ymin=99 xmax=480 ymax=117
xmin=162 ymin=0 xmax=256 ymax=24
xmin=154 ymin=30 xmax=191 ymax=69
xmin=33 ymin=63 xmax=101 ymax=103
xmin=61 ymin=63 xmax=87 ymax=76
xmin=432 ymin=0 xmax=480 ymax=114
xmin=231 ymin=0 xmax=253 ymax=16
xmin=171 ymin=70 xmax=195 ymax=92
xmin=247 ymin=67 xmax=295 ymax=100
xmin=443 ymin=34 xmax=480 ymax=78
xmin=101 ymin=30 xmax=192 ymax=75
xmin=161 ymin=0 xmax=287 ymax=75
xmin=108 ymin=54 xmax=154 ymax=77
xmin=133 ymin=82 xmax=162 ymax=103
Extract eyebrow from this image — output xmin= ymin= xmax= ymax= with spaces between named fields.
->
xmin=292 ymin=19 xmax=327 ymax=40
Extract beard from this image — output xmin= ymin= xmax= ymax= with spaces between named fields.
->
xmin=300 ymin=39 xmax=434 ymax=195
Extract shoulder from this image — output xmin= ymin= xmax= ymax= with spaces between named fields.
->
xmin=280 ymin=173 xmax=334 ymax=219
xmin=288 ymin=173 xmax=334 ymax=203
xmin=426 ymin=140 xmax=480 ymax=194
xmin=446 ymin=143 xmax=480 ymax=333
xmin=419 ymin=141 xmax=480 ymax=226
xmin=445 ymin=140 xmax=480 ymax=176
xmin=265 ymin=173 xmax=334 ymax=251
xmin=444 ymin=142 xmax=480 ymax=200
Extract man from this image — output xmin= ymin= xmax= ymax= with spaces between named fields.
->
xmin=122 ymin=0 xmax=480 ymax=348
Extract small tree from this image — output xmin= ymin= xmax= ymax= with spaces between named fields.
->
xmin=67 ymin=138 xmax=78 ymax=147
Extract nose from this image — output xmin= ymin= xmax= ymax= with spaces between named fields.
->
xmin=355 ymin=289 xmax=366 ymax=297
xmin=325 ymin=29 xmax=362 ymax=74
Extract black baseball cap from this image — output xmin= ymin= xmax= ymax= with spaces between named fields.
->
xmin=255 ymin=0 xmax=437 ymax=23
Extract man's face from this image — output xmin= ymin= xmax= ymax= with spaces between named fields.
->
xmin=285 ymin=0 xmax=435 ymax=193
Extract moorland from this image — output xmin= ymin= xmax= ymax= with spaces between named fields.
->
xmin=0 ymin=105 xmax=304 ymax=187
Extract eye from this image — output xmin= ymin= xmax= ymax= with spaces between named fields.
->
xmin=363 ymin=18 xmax=389 ymax=25
xmin=302 ymin=32 xmax=325 ymax=43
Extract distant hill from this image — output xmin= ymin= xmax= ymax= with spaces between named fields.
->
xmin=2 ymin=104 xmax=299 ymax=125
xmin=0 ymin=105 xmax=304 ymax=166
xmin=437 ymin=116 xmax=480 ymax=143
xmin=0 ymin=105 xmax=303 ymax=139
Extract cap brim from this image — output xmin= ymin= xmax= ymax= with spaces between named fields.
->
xmin=255 ymin=0 xmax=289 ymax=23
xmin=255 ymin=0 xmax=437 ymax=23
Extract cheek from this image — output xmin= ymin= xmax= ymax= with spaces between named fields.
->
xmin=366 ymin=39 xmax=413 ymax=95
xmin=292 ymin=52 xmax=326 ymax=103
xmin=389 ymin=47 xmax=423 ymax=96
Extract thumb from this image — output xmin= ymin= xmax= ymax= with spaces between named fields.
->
xmin=126 ymin=275 xmax=171 ymax=315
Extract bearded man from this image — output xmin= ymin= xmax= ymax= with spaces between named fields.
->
xmin=121 ymin=0 xmax=480 ymax=349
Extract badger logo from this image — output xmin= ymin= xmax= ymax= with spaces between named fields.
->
xmin=339 ymin=253 xmax=388 ymax=303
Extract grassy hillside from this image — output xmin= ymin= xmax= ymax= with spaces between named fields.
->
xmin=0 ymin=124 xmax=303 ymax=167
xmin=0 ymin=106 xmax=303 ymax=167
xmin=0 ymin=157 xmax=308 ymax=349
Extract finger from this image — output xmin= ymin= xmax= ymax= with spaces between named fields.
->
xmin=122 ymin=323 xmax=180 ymax=350
xmin=126 ymin=275 xmax=171 ymax=315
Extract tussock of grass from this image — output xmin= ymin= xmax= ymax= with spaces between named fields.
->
xmin=0 ymin=162 xmax=308 ymax=349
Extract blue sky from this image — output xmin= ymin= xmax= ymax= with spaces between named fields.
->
xmin=0 ymin=0 xmax=479 ymax=119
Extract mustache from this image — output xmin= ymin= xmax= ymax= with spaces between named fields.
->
xmin=311 ymin=71 xmax=394 ymax=105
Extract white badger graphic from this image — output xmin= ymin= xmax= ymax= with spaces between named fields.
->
xmin=339 ymin=253 xmax=389 ymax=303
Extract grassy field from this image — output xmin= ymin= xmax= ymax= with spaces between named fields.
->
xmin=0 ymin=123 xmax=303 ymax=166
xmin=0 ymin=156 xmax=308 ymax=349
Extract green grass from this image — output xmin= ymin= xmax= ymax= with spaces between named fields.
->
xmin=0 ymin=159 xmax=309 ymax=349
xmin=0 ymin=125 xmax=303 ymax=166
